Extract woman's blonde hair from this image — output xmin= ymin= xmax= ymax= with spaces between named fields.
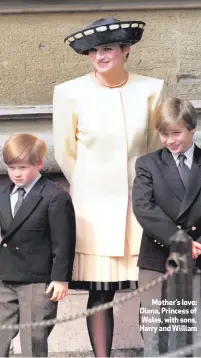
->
xmin=155 ymin=97 xmax=197 ymax=132
xmin=3 ymin=133 xmax=47 ymax=165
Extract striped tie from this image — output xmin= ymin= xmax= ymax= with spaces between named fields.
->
xmin=13 ymin=187 xmax=25 ymax=216
xmin=178 ymin=154 xmax=190 ymax=189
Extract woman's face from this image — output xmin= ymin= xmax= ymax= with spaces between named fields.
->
xmin=88 ymin=43 xmax=130 ymax=74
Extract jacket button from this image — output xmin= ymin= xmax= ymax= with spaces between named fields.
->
xmin=16 ymin=247 xmax=19 ymax=250
xmin=3 ymin=243 xmax=7 ymax=247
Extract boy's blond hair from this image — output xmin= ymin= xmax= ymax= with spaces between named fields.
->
xmin=155 ymin=97 xmax=197 ymax=132
xmin=3 ymin=133 xmax=47 ymax=165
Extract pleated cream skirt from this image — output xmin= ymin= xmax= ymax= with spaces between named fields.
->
xmin=72 ymin=238 xmax=139 ymax=283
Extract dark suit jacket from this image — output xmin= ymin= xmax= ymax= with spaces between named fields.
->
xmin=0 ymin=175 xmax=76 ymax=283
xmin=132 ymin=145 xmax=201 ymax=273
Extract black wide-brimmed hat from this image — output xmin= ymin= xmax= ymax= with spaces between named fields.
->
xmin=64 ymin=18 xmax=146 ymax=55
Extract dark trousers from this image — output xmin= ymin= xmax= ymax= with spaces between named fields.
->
xmin=0 ymin=281 xmax=57 ymax=357
xmin=139 ymin=269 xmax=201 ymax=357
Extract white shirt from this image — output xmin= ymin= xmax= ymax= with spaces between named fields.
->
xmin=10 ymin=173 xmax=41 ymax=217
xmin=171 ymin=144 xmax=195 ymax=169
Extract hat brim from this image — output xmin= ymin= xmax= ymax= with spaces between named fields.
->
xmin=65 ymin=21 xmax=145 ymax=55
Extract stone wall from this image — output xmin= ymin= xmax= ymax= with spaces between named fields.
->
xmin=0 ymin=9 xmax=201 ymax=105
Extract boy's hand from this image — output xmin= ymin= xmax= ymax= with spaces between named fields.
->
xmin=177 ymin=227 xmax=201 ymax=259
xmin=192 ymin=241 xmax=198 ymax=259
xmin=46 ymin=281 xmax=68 ymax=301
xmin=192 ymin=241 xmax=201 ymax=259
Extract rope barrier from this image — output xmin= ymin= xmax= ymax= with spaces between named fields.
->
xmin=0 ymin=266 xmax=179 ymax=330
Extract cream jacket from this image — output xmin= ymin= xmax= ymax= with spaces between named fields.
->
xmin=53 ymin=73 xmax=164 ymax=256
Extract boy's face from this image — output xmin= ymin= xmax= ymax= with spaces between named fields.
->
xmin=6 ymin=162 xmax=43 ymax=187
xmin=159 ymin=122 xmax=196 ymax=154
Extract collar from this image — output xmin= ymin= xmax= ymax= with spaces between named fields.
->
xmin=171 ymin=143 xmax=195 ymax=161
xmin=11 ymin=173 xmax=42 ymax=195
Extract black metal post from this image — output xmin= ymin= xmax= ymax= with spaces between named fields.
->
xmin=164 ymin=230 xmax=193 ymax=356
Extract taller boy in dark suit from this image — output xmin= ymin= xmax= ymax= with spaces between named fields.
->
xmin=0 ymin=133 xmax=76 ymax=357
xmin=132 ymin=98 xmax=201 ymax=356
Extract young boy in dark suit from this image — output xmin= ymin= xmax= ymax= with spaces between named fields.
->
xmin=0 ymin=133 xmax=76 ymax=357
xmin=132 ymin=98 xmax=201 ymax=356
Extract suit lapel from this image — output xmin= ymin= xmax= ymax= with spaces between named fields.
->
xmin=0 ymin=184 xmax=13 ymax=231
xmin=4 ymin=176 xmax=47 ymax=239
xmin=159 ymin=148 xmax=185 ymax=201
xmin=178 ymin=145 xmax=201 ymax=218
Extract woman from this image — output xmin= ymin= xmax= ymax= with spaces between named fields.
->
xmin=53 ymin=18 xmax=164 ymax=357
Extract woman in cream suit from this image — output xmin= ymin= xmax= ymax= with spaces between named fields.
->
xmin=53 ymin=18 xmax=164 ymax=357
